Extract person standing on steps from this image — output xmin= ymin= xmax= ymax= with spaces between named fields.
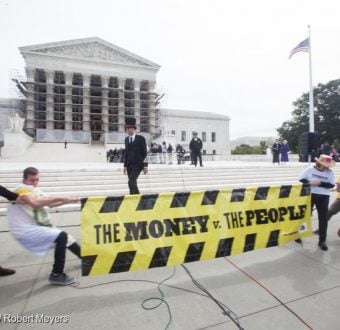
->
xmin=280 ymin=139 xmax=290 ymax=165
xmin=167 ymin=143 xmax=173 ymax=164
xmin=189 ymin=132 xmax=203 ymax=167
xmin=272 ymin=139 xmax=281 ymax=165
xmin=123 ymin=117 xmax=148 ymax=194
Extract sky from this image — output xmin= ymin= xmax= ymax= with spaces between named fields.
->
xmin=0 ymin=0 xmax=339 ymax=139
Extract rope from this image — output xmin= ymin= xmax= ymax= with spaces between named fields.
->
xmin=224 ymin=257 xmax=314 ymax=330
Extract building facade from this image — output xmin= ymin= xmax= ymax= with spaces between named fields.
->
xmin=3 ymin=37 xmax=231 ymax=157
xmin=19 ymin=37 xmax=161 ymax=143
xmin=160 ymin=109 xmax=230 ymax=155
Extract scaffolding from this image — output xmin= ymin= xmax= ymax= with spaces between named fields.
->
xmin=18 ymin=69 xmax=160 ymax=143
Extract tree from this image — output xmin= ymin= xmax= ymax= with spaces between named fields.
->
xmin=277 ymin=79 xmax=340 ymax=152
xmin=231 ymin=144 xmax=264 ymax=155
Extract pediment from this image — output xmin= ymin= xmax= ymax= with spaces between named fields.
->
xmin=20 ymin=38 xmax=160 ymax=69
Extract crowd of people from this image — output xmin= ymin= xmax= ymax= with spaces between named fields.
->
xmin=318 ymin=142 xmax=340 ymax=162
xmin=147 ymin=136 xmax=203 ymax=166
xmin=148 ymin=142 xmax=174 ymax=164
xmin=271 ymin=139 xmax=340 ymax=165
xmin=106 ymin=148 xmax=125 ymax=163
xmin=105 ymin=132 xmax=204 ymax=167
xmin=107 ymin=142 xmax=180 ymax=165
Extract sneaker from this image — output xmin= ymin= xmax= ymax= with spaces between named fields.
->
xmin=313 ymin=229 xmax=319 ymax=235
xmin=0 ymin=266 xmax=16 ymax=276
xmin=318 ymin=242 xmax=328 ymax=251
xmin=49 ymin=273 xmax=76 ymax=286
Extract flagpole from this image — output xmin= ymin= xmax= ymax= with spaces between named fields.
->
xmin=308 ymin=25 xmax=314 ymax=133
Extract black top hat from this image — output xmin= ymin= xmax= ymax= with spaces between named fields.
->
xmin=125 ymin=117 xmax=136 ymax=129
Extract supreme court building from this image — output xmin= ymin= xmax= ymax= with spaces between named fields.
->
xmin=6 ymin=37 xmax=230 ymax=156
xmin=19 ymin=37 xmax=161 ymax=143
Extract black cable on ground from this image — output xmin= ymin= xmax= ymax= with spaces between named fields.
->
xmin=180 ymin=264 xmax=244 ymax=330
xmin=72 ymin=265 xmax=244 ymax=329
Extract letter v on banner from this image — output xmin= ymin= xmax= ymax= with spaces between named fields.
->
xmin=81 ymin=184 xmax=312 ymax=276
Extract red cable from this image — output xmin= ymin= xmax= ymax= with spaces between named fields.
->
xmin=224 ymin=257 xmax=314 ymax=330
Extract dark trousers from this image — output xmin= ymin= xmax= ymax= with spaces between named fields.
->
xmin=193 ymin=151 xmax=202 ymax=166
xmin=273 ymin=151 xmax=280 ymax=163
xmin=53 ymin=232 xmax=81 ymax=274
xmin=127 ymin=165 xmax=142 ymax=195
xmin=312 ymin=193 xmax=330 ymax=243
xmin=53 ymin=232 xmax=67 ymax=274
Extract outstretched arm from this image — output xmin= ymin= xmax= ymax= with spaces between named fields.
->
xmin=20 ymin=195 xmax=79 ymax=208
xmin=47 ymin=197 xmax=80 ymax=208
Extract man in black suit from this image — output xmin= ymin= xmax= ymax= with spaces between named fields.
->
xmin=123 ymin=117 xmax=148 ymax=194
xmin=272 ymin=139 xmax=281 ymax=164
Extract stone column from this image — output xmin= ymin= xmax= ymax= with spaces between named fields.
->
xmin=65 ymin=72 xmax=73 ymax=131
xmin=46 ymin=70 xmax=54 ymax=130
xmin=25 ymin=68 xmax=35 ymax=132
xmin=101 ymin=76 xmax=109 ymax=133
xmin=118 ymin=78 xmax=125 ymax=132
xmin=148 ymin=81 xmax=156 ymax=135
xmin=134 ymin=79 xmax=141 ymax=131
xmin=83 ymin=74 xmax=90 ymax=132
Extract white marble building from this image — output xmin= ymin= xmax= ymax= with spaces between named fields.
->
xmin=19 ymin=37 xmax=161 ymax=143
xmin=0 ymin=37 xmax=231 ymax=158
xmin=159 ymin=109 xmax=230 ymax=155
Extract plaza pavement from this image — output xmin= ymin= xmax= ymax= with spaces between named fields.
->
xmin=1 ymin=161 xmax=340 ymax=330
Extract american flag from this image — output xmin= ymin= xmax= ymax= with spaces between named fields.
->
xmin=289 ymin=38 xmax=310 ymax=59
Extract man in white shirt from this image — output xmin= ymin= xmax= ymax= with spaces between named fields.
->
xmin=7 ymin=167 xmax=80 ymax=285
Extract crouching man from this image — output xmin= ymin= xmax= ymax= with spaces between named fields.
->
xmin=7 ymin=167 xmax=81 ymax=286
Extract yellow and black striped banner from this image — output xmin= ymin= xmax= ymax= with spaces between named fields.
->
xmin=81 ymin=184 xmax=311 ymax=276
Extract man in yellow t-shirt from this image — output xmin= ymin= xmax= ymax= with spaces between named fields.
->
xmin=7 ymin=167 xmax=80 ymax=286
xmin=328 ymin=176 xmax=340 ymax=236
